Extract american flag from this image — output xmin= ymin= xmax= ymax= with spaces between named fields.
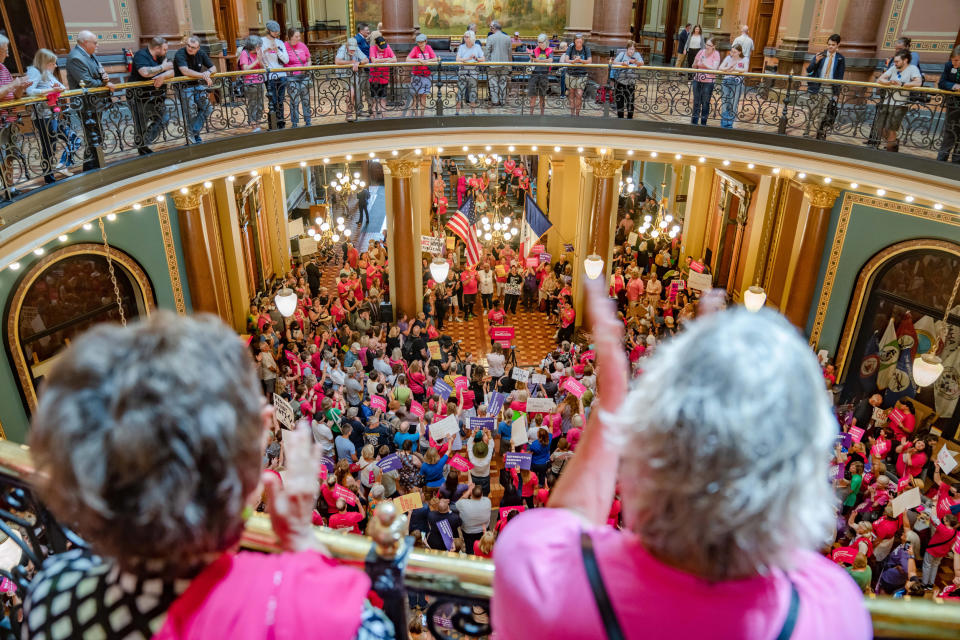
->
xmin=445 ymin=198 xmax=482 ymax=266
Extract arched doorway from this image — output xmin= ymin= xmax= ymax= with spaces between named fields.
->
xmin=5 ymin=244 xmax=155 ymax=413
xmin=838 ymin=240 xmax=960 ymax=438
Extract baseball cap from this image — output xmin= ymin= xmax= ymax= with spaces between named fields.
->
xmin=514 ymin=31 xmax=520 ymax=36
xmin=537 ymin=33 xmax=547 ymax=43
xmin=347 ymin=37 xmax=358 ymax=51
xmin=416 ymin=33 xmax=428 ymax=42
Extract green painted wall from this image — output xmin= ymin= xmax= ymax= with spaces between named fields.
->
xmin=641 ymin=161 xmax=674 ymax=200
xmin=284 ymin=167 xmax=304 ymax=209
xmin=806 ymin=192 xmax=960 ymax=366
xmin=0 ymin=203 xmax=192 ymax=442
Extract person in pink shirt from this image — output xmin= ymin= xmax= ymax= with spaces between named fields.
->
xmin=894 ymin=439 xmax=927 ymax=478
xmin=492 ymin=279 xmax=870 ymax=640
xmin=284 ymin=28 xmax=312 ymax=126
xmin=691 ymin=38 xmax=720 ymax=125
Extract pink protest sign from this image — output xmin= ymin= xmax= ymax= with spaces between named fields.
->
xmin=871 ymin=441 xmax=890 ymax=458
xmin=581 ymin=349 xmax=595 ymax=362
xmin=831 ymin=546 xmax=858 ymax=564
xmin=410 ymin=400 xmax=425 ymax=417
xmin=499 ymin=505 xmax=526 ymax=521
xmin=0 ymin=577 xmax=15 ymax=594
xmin=334 ymin=484 xmax=357 ymax=506
xmin=448 ymin=455 xmax=474 ymax=471
xmin=897 ymin=475 xmax=913 ymax=492
xmin=849 ymin=426 xmax=865 ymax=443
xmin=490 ymin=326 xmax=515 ymax=348
xmin=888 ymin=408 xmax=905 ymax=425
xmin=689 ymin=260 xmax=705 ymax=273
xmin=454 ymin=376 xmax=469 ymax=391
xmin=563 ymin=377 xmax=586 ymax=397
xmin=371 ymin=395 xmax=387 ymax=411
xmin=531 ymin=244 xmax=544 ymax=254
xmin=525 ymin=256 xmax=539 ymax=268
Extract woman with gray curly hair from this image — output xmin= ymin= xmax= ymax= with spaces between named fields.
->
xmin=492 ymin=280 xmax=870 ymax=639
xmin=22 ymin=312 xmax=394 ymax=639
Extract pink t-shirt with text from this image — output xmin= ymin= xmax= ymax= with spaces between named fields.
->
xmin=492 ymin=509 xmax=870 ymax=640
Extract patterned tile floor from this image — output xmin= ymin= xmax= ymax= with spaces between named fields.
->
xmin=440 ymin=304 xmax=559 ymax=368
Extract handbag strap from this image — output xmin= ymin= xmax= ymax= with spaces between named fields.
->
xmin=580 ymin=531 xmax=626 ymax=640
xmin=774 ymin=578 xmax=801 ymax=640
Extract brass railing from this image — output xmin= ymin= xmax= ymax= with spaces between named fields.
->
xmin=0 ymin=60 xmax=956 ymax=202
xmin=0 ymin=439 xmax=958 ymax=638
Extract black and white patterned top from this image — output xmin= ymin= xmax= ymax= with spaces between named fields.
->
xmin=22 ymin=548 xmax=395 ymax=640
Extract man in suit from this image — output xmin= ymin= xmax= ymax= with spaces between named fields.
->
xmin=805 ymin=33 xmax=845 ymax=140
xmin=677 ymin=24 xmax=691 ymax=64
xmin=357 ymin=186 xmax=370 ymax=228
xmin=305 ymin=258 xmax=322 ymax=297
xmin=66 ymin=30 xmax=115 ymax=171
xmin=484 ymin=20 xmax=513 ymax=108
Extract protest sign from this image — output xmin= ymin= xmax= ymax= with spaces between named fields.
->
xmin=410 ymin=400 xmax=425 ymax=417
xmin=627 ymin=232 xmax=638 ymax=246
xmin=469 ymin=416 xmax=495 ymax=430
xmin=449 ymin=455 xmax=474 ymax=471
xmin=531 ymin=244 xmax=544 ymax=254
xmin=892 ymin=486 xmax=921 ymax=516
xmin=437 ymin=519 xmax=455 ymax=550
xmin=504 ymin=452 xmax=532 ymax=469
xmin=394 ymin=492 xmax=423 ymax=513
xmin=531 ymin=373 xmax=547 ymax=385
xmin=486 ymin=392 xmax=506 ymax=417
xmin=937 ymin=446 xmax=958 ymax=475
xmin=454 ymin=376 xmax=469 ymax=391
xmin=525 ymin=257 xmax=539 ymax=268
xmin=334 ymin=485 xmax=357 ymax=506
xmin=539 ymin=252 xmax=552 ymax=264
xmin=512 ymin=367 xmax=531 ymax=383
xmin=428 ymin=341 xmax=442 ymax=361
xmin=888 ymin=408 xmax=905 ymax=426
xmin=434 ymin=379 xmax=453 ymax=401
xmin=563 ymin=243 xmax=574 ymax=253
xmin=511 ymin=415 xmax=527 ymax=446
xmin=320 ymin=457 xmax=335 ymax=472
xmin=430 ymin=415 xmax=460 ymax=441
xmin=689 ymin=260 xmax=705 ymax=273
xmin=897 ymin=474 xmax=913 ymax=492
xmin=273 ymin=394 xmax=295 ymax=428
xmin=848 ymin=426 xmax=865 ymax=443
xmin=525 ymin=397 xmax=556 ymax=412
xmin=421 ymin=235 xmax=445 ymax=254
xmin=562 ymin=377 xmax=586 ymax=397
xmin=377 ymin=454 xmax=403 ymax=472
xmin=490 ymin=326 xmax=515 ymax=348
xmin=371 ymin=395 xmax=387 ymax=411
xmin=687 ymin=271 xmax=713 ymax=292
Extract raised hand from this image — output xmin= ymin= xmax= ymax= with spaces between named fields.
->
xmin=262 ymin=422 xmax=325 ymax=553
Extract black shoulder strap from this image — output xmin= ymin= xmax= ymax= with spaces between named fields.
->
xmin=774 ymin=579 xmax=801 ymax=640
xmin=580 ymin=531 xmax=626 ymax=640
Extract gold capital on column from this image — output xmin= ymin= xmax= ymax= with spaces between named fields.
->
xmin=586 ymin=157 xmax=624 ymax=179
xmin=385 ymin=159 xmax=417 ymax=179
xmin=172 ymin=184 xmax=212 ymax=210
xmin=801 ymin=185 xmax=840 ymax=209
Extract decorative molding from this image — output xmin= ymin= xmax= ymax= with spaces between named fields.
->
xmin=6 ymin=244 xmax=155 ymax=412
xmin=756 ymin=177 xmax=783 ymax=287
xmin=809 ymin=192 xmax=960 ymax=353
xmin=834 ymin=239 xmax=960 ymax=381
xmin=172 ymin=184 xmax=212 ymax=210
xmin=384 ymin=159 xmax=417 ymax=179
xmin=157 ymin=200 xmax=188 ymax=315
xmin=585 ymin=157 xmax=624 ymax=179
xmin=802 ymin=184 xmax=840 ymax=209
xmin=881 ymin=0 xmax=956 ymax=51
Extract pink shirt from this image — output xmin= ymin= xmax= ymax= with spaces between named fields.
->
xmin=492 ymin=509 xmax=870 ymax=640
xmin=284 ymin=41 xmax=311 ymax=73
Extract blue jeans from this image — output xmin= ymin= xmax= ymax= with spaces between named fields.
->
xmin=720 ymin=77 xmax=742 ymax=128
xmin=286 ymin=76 xmax=311 ymax=126
xmin=181 ymin=85 xmax=212 ymax=139
xmin=266 ymin=77 xmax=286 ymax=129
xmin=691 ymin=80 xmax=714 ymax=125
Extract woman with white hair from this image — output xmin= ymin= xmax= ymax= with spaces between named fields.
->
xmin=456 ymin=30 xmax=484 ymax=114
xmin=492 ymin=280 xmax=870 ymax=639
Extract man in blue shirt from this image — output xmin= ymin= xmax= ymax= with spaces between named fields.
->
xmin=355 ymin=22 xmax=371 ymax=57
xmin=336 ymin=423 xmax=358 ymax=462
xmin=394 ymin=422 xmax=420 ymax=451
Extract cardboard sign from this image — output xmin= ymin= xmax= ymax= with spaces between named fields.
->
xmin=421 ymin=235 xmax=445 ymax=254
xmin=334 ymin=484 xmax=357 ymax=506
xmin=525 ymin=257 xmax=539 ymax=268
xmin=849 ymin=426 xmax=865 ymax=443
xmin=531 ymin=244 xmax=544 ymax=254
xmin=525 ymin=397 xmax=556 ymax=413
xmin=564 ymin=243 xmax=574 ymax=252
xmin=937 ymin=446 xmax=958 ymax=475
xmin=511 ymin=415 xmax=528 ymax=446
xmin=892 ymin=486 xmax=921 ymax=516
xmin=273 ymin=394 xmax=295 ymax=428
xmin=454 ymin=376 xmax=469 ymax=391
xmin=563 ymin=377 xmax=586 ymax=397
xmin=531 ymin=373 xmax=547 ymax=385
xmin=469 ymin=416 xmax=495 ymax=430
xmin=410 ymin=400 xmax=425 ymax=417
xmin=512 ymin=367 xmax=531 ymax=383
xmin=495 ymin=264 xmax=507 ymax=278
xmin=831 ymin=546 xmax=858 ymax=564
xmin=627 ymin=232 xmax=638 ymax=246
xmin=430 ymin=415 xmax=460 ymax=441
xmin=689 ymin=260 xmax=705 ymax=273
xmin=394 ymin=492 xmax=424 ymax=512
xmin=490 ymin=326 xmax=515 ymax=348
xmin=377 ymin=453 xmax=403 ymax=472
xmin=371 ymin=395 xmax=387 ymax=411
xmin=428 ymin=341 xmax=442 ymax=361
xmin=486 ymin=392 xmax=506 ymax=417
xmin=539 ymin=252 xmax=552 ymax=264
xmin=687 ymin=271 xmax=713 ymax=293
xmin=434 ymin=379 xmax=453 ymax=401
xmin=449 ymin=455 xmax=474 ymax=471
xmin=504 ymin=452 xmax=533 ymax=469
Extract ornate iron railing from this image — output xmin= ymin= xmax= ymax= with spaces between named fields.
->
xmin=0 ymin=61 xmax=957 ymax=202
xmin=0 ymin=439 xmax=957 ymax=638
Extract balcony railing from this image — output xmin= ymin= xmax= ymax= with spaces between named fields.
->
xmin=0 ymin=61 xmax=957 ymax=202
xmin=0 ymin=438 xmax=958 ymax=638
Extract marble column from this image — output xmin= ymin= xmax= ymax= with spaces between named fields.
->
xmin=173 ymin=184 xmax=229 ymax=317
xmin=773 ymin=0 xmax=818 ymax=74
xmin=382 ymin=0 xmax=416 ymax=45
xmin=590 ymin=0 xmax=633 ymax=50
xmin=586 ymin=157 xmax=623 ymax=282
xmin=784 ymin=185 xmax=839 ymax=329
xmin=385 ymin=159 xmax=419 ymax=320
xmin=565 ymin=0 xmax=595 ymax=38
xmin=138 ymin=0 xmax=189 ymax=46
xmin=838 ymin=0 xmax=887 ymax=79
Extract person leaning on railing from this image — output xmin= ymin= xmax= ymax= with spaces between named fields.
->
xmin=238 ymin=36 xmax=266 ymax=132
xmin=284 ymin=27 xmax=313 ymax=128
xmin=174 ymin=36 xmax=216 ymax=143
xmin=491 ymin=279 xmax=871 ymax=639
xmin=611 ymin=41 xmax=644 ymax=119
xmin=690 ymin=38 xmax=719 ymax=126
xmin=26 ymin=48 xmax=80 ymax=182
xmin=22 ymin=312 xmax=396 ymax=639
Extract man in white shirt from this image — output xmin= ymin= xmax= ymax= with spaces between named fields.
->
xmin=262 ymin=20 xmax=289 ymax=129
xmin=457 ymin=484 xmax=492 ymax=554
xmin=876 ymin=50 xmax=923 ymax=152
xmin=732 ymin=25 xmax=754 ymax=67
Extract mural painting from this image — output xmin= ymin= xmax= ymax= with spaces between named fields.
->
xmin=354 ymin=0 xmax=567 ymax=36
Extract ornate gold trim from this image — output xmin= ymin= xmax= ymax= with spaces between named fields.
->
xmin=755 ymin=176 xmax=782 ymax=287
xmin=809 ymin=193 xmax=960 ymax=358
xmin=585 ymin=157 xmax=624 ymax=179
xmin=384 ymin=159 xmax=417 ymax=179
xmin=172 ymin=184 xmax=212 ymax=210
xmin=802 ymin=184 xmax=840 ymax=209
xmin=833 ymin=239 xmax=960 ymax=380
xmin=6 ymin=244 xmax=155 ymax=412
xmin=157 ymin=200 xmax=187 ymax=315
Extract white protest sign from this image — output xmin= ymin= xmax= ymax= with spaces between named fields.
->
xmin=511 ymin=414 xmax=528 ymax=447
xmin=937 ymin=446 xmax=958 ymax=475
xmin=627 ymin=232 xmax=638 ymax=246
xmin=430 ymin=415 xmax=460 ymax=441
xmin=299 ymin=236 xmax=318 ymax=256
xmin=687 ymin=270 xmax=713 ymax=292
xmin=512 ymin=367 xmax=530 ymax=383
xmin=525 ymin=397 xmax=556 ymax=412
xmin=273 ymin=393 xmax=295 ymax=428
xmin=421 ymin=235 xmax=445 ymax=255
xmin=531 ymin=373 xmax=547 ymax=385
xmin=892 ymin=486 xmax=922 ymax=516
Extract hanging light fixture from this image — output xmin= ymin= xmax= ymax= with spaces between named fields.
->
xmin=913 ymin=268 xmax=960 ymax=386
xmin=637 ymin=181 xmax=681 ymax=241
xmin=743 ymin=286 xmax=767 ymax=312
xmin=584 ymin=254 xmax=604 ymax=280
xmin=429 ymin=256 xmax=449 ymax=283
xmin=274 ymin=288 xmax=298 ymax=317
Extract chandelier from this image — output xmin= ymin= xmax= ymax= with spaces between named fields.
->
xmin=306 ymin=208 xmax=352 ymax=245
xmin=619 ymin=175 xmax=637 ymax=195
xmin=638 ymin=181 xmax=681 ymax=241
xmin=478 ymin=187 xmax=519 ymax=245
xmin=329 ymin=170 xmax=364 ymax=195
xmin=468 ymin=152 xmax=501 ymax=168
